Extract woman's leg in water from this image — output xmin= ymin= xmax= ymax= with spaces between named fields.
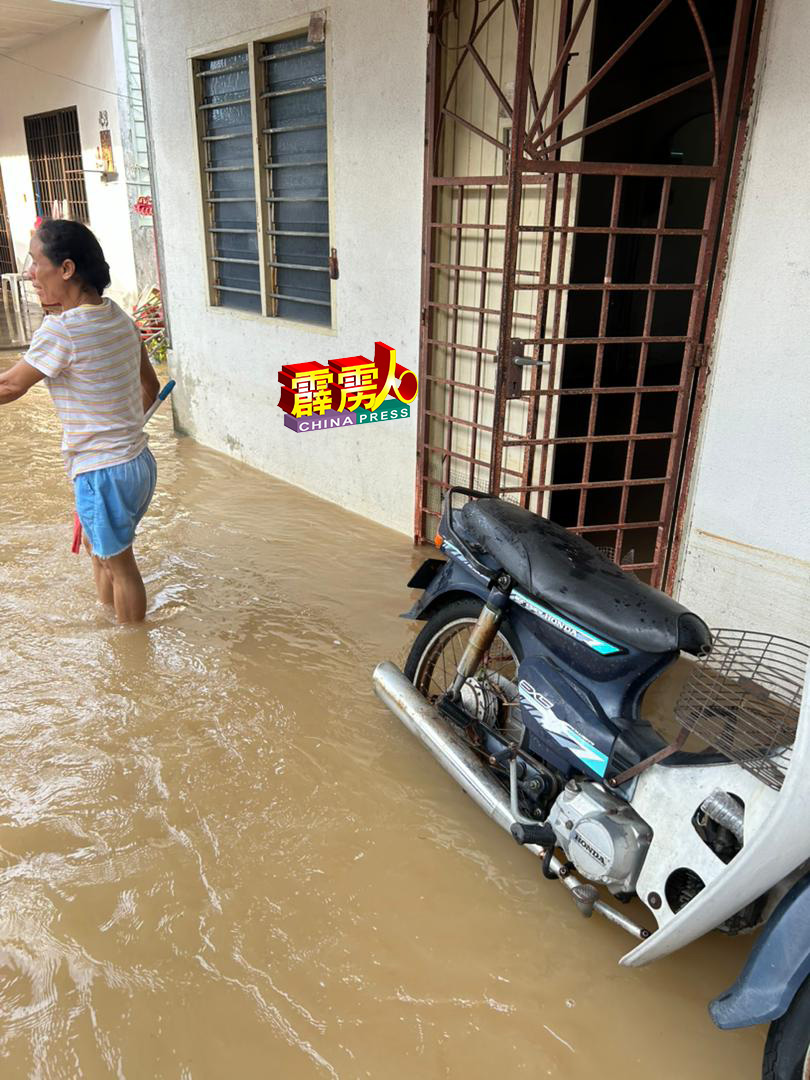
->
xmin=77 ymin=451 xmax=155 ymax=622
xmin=82 ymin=532 xmax=145 ymax=621
xmin=83 ymin=532 xmax=114 ymax=606
xmin=103 ymin=546 xmax=147 ymax=623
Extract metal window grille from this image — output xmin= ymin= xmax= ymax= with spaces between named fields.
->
xmin=0 ymin=168 xmax=15 ymax=275
xmin=195 ymin=50 xmax=262 ymax=314
xmin=23 ymin=107 xmax=89 ymax=224
xmin=261 ymin=34 xmax=331 ymax=326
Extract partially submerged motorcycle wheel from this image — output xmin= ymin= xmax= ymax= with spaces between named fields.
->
xmin=404 ymin=597 xmax=524 ymax=744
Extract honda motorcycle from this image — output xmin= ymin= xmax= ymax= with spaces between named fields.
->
xmin=373 ymin=487 xmax=810 ymax=1080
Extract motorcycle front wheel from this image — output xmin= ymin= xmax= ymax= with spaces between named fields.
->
xmin=404 ymin=597 xmax=524 ymax=744
xmin=764 ymin=974 xmax=810 ymax=1080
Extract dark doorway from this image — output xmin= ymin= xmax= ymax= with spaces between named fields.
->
xmin=549 ymin=1 xmax=742 ymax=578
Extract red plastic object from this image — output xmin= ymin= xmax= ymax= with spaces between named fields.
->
xmin=71 ymin=512 xmax=82 ymax=554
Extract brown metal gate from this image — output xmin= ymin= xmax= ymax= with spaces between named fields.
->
xmin=0 ymin=168 xmax=15 ymax=276
xmin=416 ymin=0 xmax=759 ymax=587
xmin=24 ymin=107 xmax=90 ymax=225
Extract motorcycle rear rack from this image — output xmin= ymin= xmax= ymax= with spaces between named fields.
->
xmin=674 ymin=631 xmax=808 ymax=791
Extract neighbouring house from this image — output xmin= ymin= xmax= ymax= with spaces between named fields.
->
xmin=135 ymin=0 xmax=809 ymax=641
xmin=0 ymin=0 xmax=156 ymax=308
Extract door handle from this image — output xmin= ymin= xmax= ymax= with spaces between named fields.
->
xmin=511 ymin=337 xmax=546 ymax=366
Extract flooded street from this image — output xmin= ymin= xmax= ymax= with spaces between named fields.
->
xmin=0 ymin=361 xmax=764 ymax=1079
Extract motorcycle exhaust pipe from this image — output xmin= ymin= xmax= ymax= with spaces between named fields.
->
xmin=372 ymin=661 xmax=648 ymax=942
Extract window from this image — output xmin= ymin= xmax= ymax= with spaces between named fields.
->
xmin=262 ymin=35 xmax=331 ymax=325
xmin=194 ymin=30 xmax=332 ymax=326
xmin=196 ymin=50 xmax=261 ymax=313
xmin=24 ymin=107 xmax=89 ymax=224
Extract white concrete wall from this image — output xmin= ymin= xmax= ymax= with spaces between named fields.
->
xmin=676 ymin=0 xmax=810 ymax=641
xmin=119 ymin=0 xmax=157 ymax=289
xmin=0 ymin=10 xmax=140 ymax=307
xmin=137 ymin=0 xmax=425 ymax=536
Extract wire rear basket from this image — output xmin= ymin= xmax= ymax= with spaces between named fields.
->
xmin=675 ymin=631 xmax=809 ymax=791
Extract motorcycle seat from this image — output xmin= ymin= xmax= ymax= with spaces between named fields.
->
xmin=456 ymin=498 xmax=710 ymax=656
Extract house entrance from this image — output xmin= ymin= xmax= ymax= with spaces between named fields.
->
xmin=416 ymin=0 xmax=761 ymax=586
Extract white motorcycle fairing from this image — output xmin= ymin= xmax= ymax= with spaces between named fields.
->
xmin=621 ymin=657 xmax=810 ymax=966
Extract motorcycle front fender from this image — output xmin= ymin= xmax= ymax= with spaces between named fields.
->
xmin=709 ymin=874 xmax=810 ymax=1030
xmin=401 ymin=555 xmax=489 ymax=621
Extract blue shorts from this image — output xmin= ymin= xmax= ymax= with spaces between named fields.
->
xmin=74 ymin=448 xmax=157 ymax=559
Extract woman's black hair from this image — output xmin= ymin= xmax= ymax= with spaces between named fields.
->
xmin=36 ymin=219 xmax=112 ymax=295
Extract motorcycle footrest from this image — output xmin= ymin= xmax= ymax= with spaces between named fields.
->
xmin=510 ymin=821 xmax=555 ymax=847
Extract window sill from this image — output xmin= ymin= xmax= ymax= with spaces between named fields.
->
xmin=203 ymin=301 xmax=337 ymax=337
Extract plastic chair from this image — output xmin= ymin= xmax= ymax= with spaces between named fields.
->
xmin=1 ymin=272 xmax=24 ymax=315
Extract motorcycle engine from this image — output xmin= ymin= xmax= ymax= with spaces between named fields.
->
xmin=546 ymin=779 xmax=652 ymax=896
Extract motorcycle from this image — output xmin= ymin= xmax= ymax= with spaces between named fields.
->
xmin=373 ymin=487 xmax=810 ymax=1080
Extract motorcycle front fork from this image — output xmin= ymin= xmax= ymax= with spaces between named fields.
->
xmin=444 ymin=577 xmax=555 ymax=839
xmin=449 ymin=574 xmax=512 ymax=699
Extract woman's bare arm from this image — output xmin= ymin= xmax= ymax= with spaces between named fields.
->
xmin=140 ymin=343 xmax=160 ymax=413
xmin=0 ymin=360 xmax=46 ymax=405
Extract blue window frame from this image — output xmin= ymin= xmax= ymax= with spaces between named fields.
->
xmin=261 ymin=34 xmax=331 ymax=326
xmin=194 ymin=32 xmax=333 ymax=327
xmin=196 ymin=50 xmax=262 ymax=314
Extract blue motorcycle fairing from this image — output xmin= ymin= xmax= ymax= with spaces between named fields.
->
xmin=401 ymin=554 xmax=491 ymax=621
xmin=405 ymin=558 xmax=446 ymax=594
xmin=517 ymin=658 xmax=618 ymax=779
xmin=403 ymin=548 xmax=623 ymax=658
xmin=709 ymin=874 xmax=810 ymax=1029
xmin=403 ymin=550 xmax=678 ymax=744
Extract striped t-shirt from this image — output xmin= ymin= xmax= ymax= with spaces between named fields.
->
xmin=25 ymin=298 xmax=147 ymax=479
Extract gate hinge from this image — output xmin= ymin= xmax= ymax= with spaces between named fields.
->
xmin=328 ymin=247 xmax=339 ymax=280
xmin=691 ymin=343 xmax=706 ymax=369
xmin=428 ymin=7 xmax=437 ymax=34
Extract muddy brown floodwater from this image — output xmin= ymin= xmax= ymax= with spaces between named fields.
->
xmin=0 ymin=360 xmax=764 ymax=1079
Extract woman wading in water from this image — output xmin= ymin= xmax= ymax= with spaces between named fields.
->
xmin=0 ymin=221 xmax=160 ymax=622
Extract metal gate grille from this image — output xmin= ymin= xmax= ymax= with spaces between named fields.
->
xmin=24 ymin=107 xmax=90 ymax=224
xmin=0 ymin=168 xmax=14 ymax=275
xmin=416 ymin=0 xmax=757 ymax=586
